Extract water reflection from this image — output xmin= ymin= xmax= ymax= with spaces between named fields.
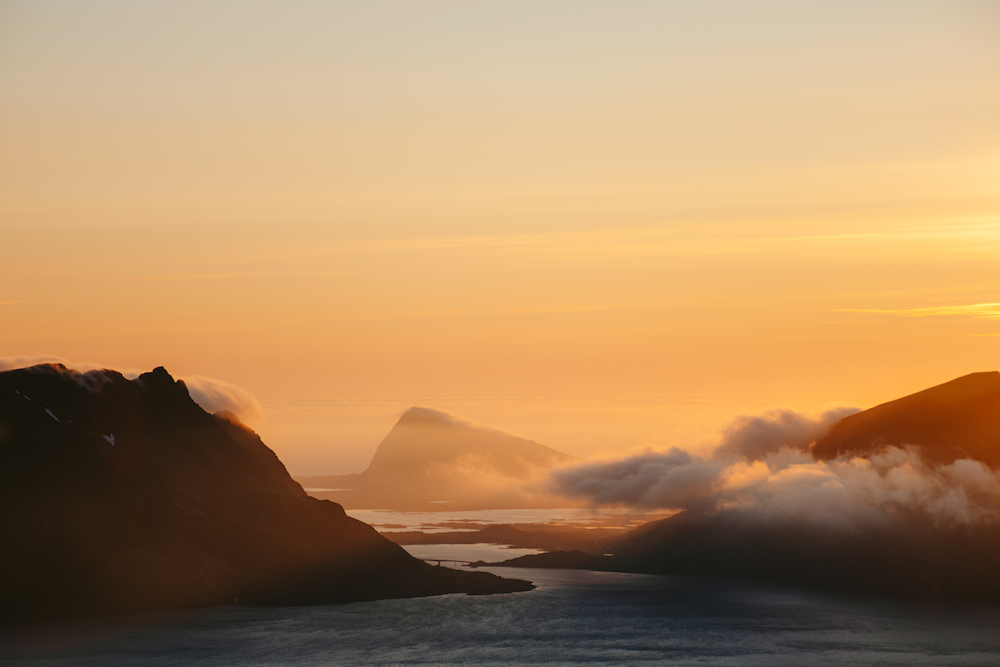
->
xmin=5 ymin=551 xmax=1000 ymax=666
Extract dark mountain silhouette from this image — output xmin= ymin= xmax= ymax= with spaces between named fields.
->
xmin=812 ymin=371 xmax=1000 ymax=467
xmin=484 ymin=510 xmax=1000 ymax=603
xmin=613 ymin=511 xmax=1000 ymax=602
xmin=298 ymin=407 xmax=578 ymax=510
xmin=0 ymin=364 xmax=531 ymax=622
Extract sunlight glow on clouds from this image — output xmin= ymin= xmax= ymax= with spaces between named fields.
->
xmin=552 ymin=409 xmax=1000 ymax=528
xmin=0 ymin=356 xmax=261 ymax=422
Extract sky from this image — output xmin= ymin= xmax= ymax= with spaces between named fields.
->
xmin=1 ymin=0 xmax=999 ymax=474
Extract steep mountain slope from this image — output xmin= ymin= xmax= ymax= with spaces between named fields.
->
xmin=812 ymin=371 xmax=1000 ymax=466
xmin=0 ymin=364 xmax=530 ymax=621
xmin=299 ymin=407 xmax=578 ymax=510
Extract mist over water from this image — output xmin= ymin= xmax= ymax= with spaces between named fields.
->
xmin=5 ymin=542 xmax=1000 ymax=667
xmin=345 ymin=507 xmax=661 ymax=533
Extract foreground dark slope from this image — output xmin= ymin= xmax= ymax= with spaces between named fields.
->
xmin=607 ymin=512 xmax=1000 ymax=602
xmin=0 ymin=365 xmax=530 ymax=622
xmin=490 ymin=512 xmax=1000 ymax=602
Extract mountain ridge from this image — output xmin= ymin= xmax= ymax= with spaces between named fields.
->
xmin=812 ymin=371 xmax=1000 ymax=466
xmin=0 ymin=364 xmax=531 ymax=621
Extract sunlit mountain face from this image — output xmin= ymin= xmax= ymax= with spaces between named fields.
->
xmin=812 ymin=371 xmax=1000 ymax=467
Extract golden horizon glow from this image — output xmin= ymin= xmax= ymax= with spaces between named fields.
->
xmin=2 ymin=1 xmax=999 ymax=473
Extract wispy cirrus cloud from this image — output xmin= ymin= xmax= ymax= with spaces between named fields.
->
xmin=837 ymin=303 xmax=1000 ymax=320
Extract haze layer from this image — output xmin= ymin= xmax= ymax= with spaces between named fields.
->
xmin=2 ymin=1 xmax=998 ymax=472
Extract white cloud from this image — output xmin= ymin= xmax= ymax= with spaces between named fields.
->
xmin=713 ymin=407 xmax=858 ymax=460
xmin=182 ymin=374 xmax=262 ymax=422
xmin=551 ymin=409 xmax=1000 ymax=528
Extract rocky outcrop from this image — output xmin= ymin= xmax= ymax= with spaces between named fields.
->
xmin=0 ymin=364 xmax=531 ymax=621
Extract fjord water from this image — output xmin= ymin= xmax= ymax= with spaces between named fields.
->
xmin=5 ymin=543 xmax=1000 ymax=666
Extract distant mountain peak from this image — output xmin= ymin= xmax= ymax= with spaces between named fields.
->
xmin=135 ymin=365 xmax=189 ymax=395
xmin=142 ymin=365 xmax=174 ymax=381
xmin=369 ymin=407 xmax=572 ymax=475
xmin=299 ymin=407 xmax=579 ymax=511
xmin=396 ymin=406 xmax=470 ymax=428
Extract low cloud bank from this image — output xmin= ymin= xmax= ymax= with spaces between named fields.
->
xmin=553 ymin=448 xmax=720 ymax=511
xmin=552 ymin=408 xmax=1000 ymax=527
xmin=0 ymin=356 xmax=261 ymax=422
xmin=182 ymin=375 xmax=262 ymax=422
xmin=0 ymin=355 xmax=142 ymax=377
xmin=715 ymin=407 xmax=858 ymax=460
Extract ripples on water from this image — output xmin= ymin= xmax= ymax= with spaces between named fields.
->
xmin=4 ymin=543 xmax=1000 ymax=666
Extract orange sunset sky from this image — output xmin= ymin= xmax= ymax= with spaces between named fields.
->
xmin=1 ymin=1 xmax=999 ymax=473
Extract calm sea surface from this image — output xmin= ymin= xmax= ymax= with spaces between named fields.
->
xmin=4 ymin=543 xmax=1000 ymax=666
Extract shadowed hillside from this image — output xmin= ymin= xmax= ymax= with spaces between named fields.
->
xmin=485 ymin=509 xmax=1000 ymax=603
xmin=0 ymin=365 xmax=531 ymax=622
